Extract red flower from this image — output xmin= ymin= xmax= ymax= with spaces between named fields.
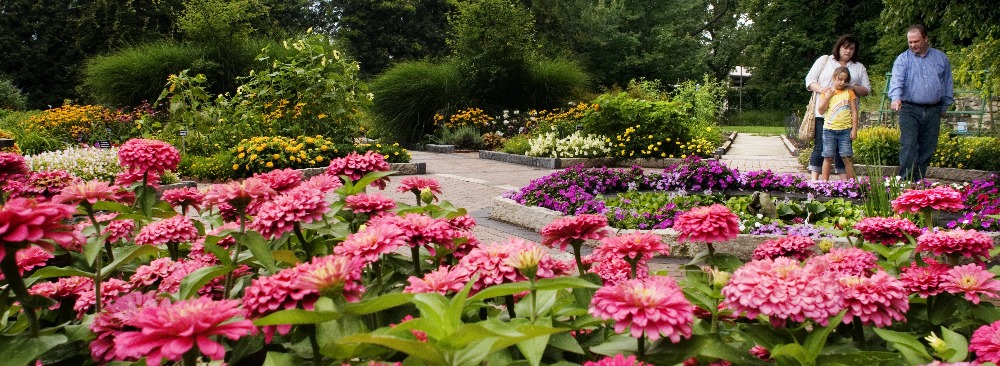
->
xmin=751 ymin=235 xmax=816 ymax=261
xmin=0 ymin=197 xmax=81 ymax=258
xmin=722 ymin=257 xmax=844 ymax=327
xmin=673 ymin=204 xmax=740 ymax=244
xmin=114 ymin=297 xmax=256 ymax=365
xmin=117 ymin=138 xmax=180 ymax=175
xmin=254 ymin=168 xmax=303 ymax=192
xmin=589 ymin=276 xmax=694 ymax=342
xmin=838 ymin=271 xmax=909 ymax=327
xmin=326 ymin=151 xmax=391 ymax=189
xmin=345 ymin=192 xmax=397 ymax=214
xmin=899 ymin=258 xmax=950 ymax=297
xmin=971 ymin=320 xmax=1000 ymax=363
xmin=160 ymin=187 xmax=204 ymax=212
xmin=250 ymin=186 xmax=330 ymax=239
xmin=940 ymin=264 xmax=1000 ymax=304
xmin=892 ymin=186 xmax=964 ymax=214
xmin=134 ymin=215 xmax=200 ymax=246
xmin=541 ymin=214 xmax=611 ymax=250
xmin=916 ymin=228 xmax=994 ymax=261
xmin=854 ymin=217 xmax=922 ymax=245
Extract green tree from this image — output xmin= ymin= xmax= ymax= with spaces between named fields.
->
xmin=451 ymin=0 xmax=536 ymax=106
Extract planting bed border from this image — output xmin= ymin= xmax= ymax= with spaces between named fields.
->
xmin=298 ymin=162 xmax=427 ymax=179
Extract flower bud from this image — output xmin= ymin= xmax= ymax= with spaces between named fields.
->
xmin=420 ymin=187 xmax=436 ymax=204
xmin=506 ymin=247 xmax=544 ymax=280
xmin=709 ymin=267 xmax=730 ymax=288
xmin=925 ymin=332 xmax=949 ymax=355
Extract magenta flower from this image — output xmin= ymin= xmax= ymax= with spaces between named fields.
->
xmin=0 ymin=197 xmax=81 ymax=258
xmin=593 ymin=232 xmax=669 ymax=263
xmin=160 ymin=187 xmax=205 ymax=213
xmin=326 ymin=151 xmax=391 ymax=189
xmin=374 ymin=213 xmax=458 ymax=256
xmin=892 ymin=186 xmax=964 ymax=214
xmin=397 ymin=176 xmax=443 ymax=201
xmin=673 ymin=204 xmax=740 ymax=244
xmin=854 ymin=217 xmax=922 ymax=245
xmin=940 ymin=264 xmax=1000 ymax=304
xmin=73 ymin=278 xmax=131 ymax=318
xmin=300 ymin=173 xmax=344 ymax=193
xmin=250 ymin=186 xmax=330 ymax=239
xmin=89 ymin=291 xmax=160 ymax=363
xmin=751 ymin=235 xmax=816 ymax=261
xmin=584 ymin=354 xmax=652 ymax=366
xmin=117 ymin=138 xmax=180 ymax=175
xmin=749 ymin=345 xmax=772 ymax=361
xmin=0 ymin=245 xmax=52 ymax=280
xmin=134 ymin=215 xmax=200 ymax=246
xmin=806 ymin=247 xmax=878 ymax=277
xmin=585 ymin=254 xmax=650 ymax=284
xmin=838 ymin=271 xmax=909 ymax=327
xmin=242 ymin=266 xmax=319 ymax=342
xmin=541 ymin=214 xmax=611 ymax=250
xmin=203 ymin=177 xmax=276 ymax=214
xmin=404 ymin=265 xmax=469 ymax=294
xmin=722 ymin=257 xmax=844 ymax=327
xmin=899 ymin=258 xmax=950 ymax=297
xmin=114 ymin=297 xmax=256 ymax=365
xmin=130 ymin=257 xmax=176 ymax=287
xmin=116 ymin=170 xmax=161 ymax=187
xmin=17 ymin=170 xmax=79 ymax=201
xmin=334 ymin=222 xmax=407 ymax=264
xmin=253 ymin=168 xmax=303 ymax=192
xmin=454 ymin=238 xmax=558 ymax=293
xmin=295 ymin=255 xmax=366 ymax=301
xmin=0 ymin=152 xmax=29 ymax=181
xmin=971 ymin=320 xmax=1000 ymax=363
xmin=916 ymin=228 xmax=994 ymax=261
xmin=29 ymin=276 xmax=93 ymax=309
xmin=53 ymin=179 xmax=118 ymax=206
xmin=589 ymin=276 xmax=694 ymax=342
xmin=345 ymin=192 xmax=397 ymax=214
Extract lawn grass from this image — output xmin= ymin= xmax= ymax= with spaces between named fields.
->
xmin=721 ymin=126 xmax=787 ymax=136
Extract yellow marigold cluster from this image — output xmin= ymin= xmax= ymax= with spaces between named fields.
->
xmin=435 ymin=108 xmax=494 ymax=129
xmin=354 ymin=142 xmax=411 ymax=163
xmin=231 ymin=135 xmax=341 ymax=176
xmin=25 ymin=104 xmax=117 ymax=140
xmin=528 ymin=102 xmax=596 ymax=130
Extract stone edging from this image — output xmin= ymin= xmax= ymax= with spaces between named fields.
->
xmin=298 ymin=162 xmax=427 ymax=179
xmin=479 ymin=150 xmax=702 ymax=169
xmin=425 ymin=144 xmax=456 ymax=154
xmin=854 ymin=164 xmax=997 ymax=182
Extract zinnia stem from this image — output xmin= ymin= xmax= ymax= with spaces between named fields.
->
xmin=306 ymin=324 xmax=323 ymax=365
xmin=627 ymin=256 xmax=639 ymax=279
xmin=0 ymin=254 xmax=39 ymax=337
xmin=182 ymin=348 xmax=199 ymax=366
xmin=411 ymin=246 xmax=422 ymax=276
xmin=572 ymin=241 xmax=585 ymax=275
xmin=86 ymin=208 xmax=106 ymax=312
xmin=529 ymin=278 xmax=537 ymax=323
xmin=505 ymin=295 xmax=516 ymax=319
xmin=223 ymin=212 xmax=248 ymax=298
xmin=706 ymin=243 xmax=716 ymax=264
xmin=294 ymin=223 xmax=310 ymax=259
xmin=637 ymin=332 xmax=646 ymax=361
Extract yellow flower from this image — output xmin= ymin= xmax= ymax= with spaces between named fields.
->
xmin=315 ymin=156 xmax=324 ymax=162
xmin=238 ymin=152 xmax=246 ymax=159
xmin=249 ymin=154 xmax=257 ymax=161
xmin=272 ymin=154 xmax=281 ymax=160
xmin=266 ymin=162 xmax=274 ymax=168
xmin=233 ymin=164 xmax=239 ymax=170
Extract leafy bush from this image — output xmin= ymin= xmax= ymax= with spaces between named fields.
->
xmin=23 ymin=104 xmax=121 ymax=141
xmin=0 ymin=128 xmax=21 ymax=154
xmin=501 ymin=134 xmax=531 ymax=155
xmin=602 ymin=191 xmax=724 ymax=230
xmin=433 ymin=108 xmax=494 ymax=132
xmin=428 ymin=126 xmax=484 ymax=150
xmin=178 ymin=150 xmax=235 ymax=181
xmin=482 ymin=132 xmax=506 ymax=151
xmin=607 ymin=124 xmax=689 ymax=159
xmin=529 ymin=102 xmax=596 ymax=137
xmin=452 ymin=0 xmax=534 ymax=106
xmin=526 ymin=131 xmax=610 ymax=158
xmin=230 ymin=135 xmax=344 ymax=177
xmin=0 ymin=76 xmax=27 ymax=110
xmin=933 ymin=135 xmax=1000 ymax=171
xmin=370 ymin=60 xmax=465 ymax=144
xmin=521 ymin=58 xmax=591 ymax=109
xmin=853 ymin=126 xmax=900 ymax=165
xmin=82 ymin=41 xmax=206 ymax=106
xmin=580 ymin=92 xmax=690 ymax=147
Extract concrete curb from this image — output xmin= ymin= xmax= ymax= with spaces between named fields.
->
xmin=779 ymin=134 xmax=799 ymax=156
xmin=479 ymin=151 xmax=701 ymax=169
xmin=425 ymin=144 xmax=456 ymax=154
xmin=297 ymin=162 xmax=427 ymax=179
xmin=855 ymin=164 xmax=997 ymax=182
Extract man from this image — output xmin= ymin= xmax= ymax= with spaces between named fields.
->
xmin=889 ymin=24 xmax=954 ymax=181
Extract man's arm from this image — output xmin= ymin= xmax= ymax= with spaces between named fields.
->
xmin=889 ymin=54 xmax=907 ymax=111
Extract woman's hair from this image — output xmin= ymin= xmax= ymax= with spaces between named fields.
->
xmin=831 ymin=34 xmax=860 ymax=62
xmin=832 ymin=66 xmax=852 ymax=83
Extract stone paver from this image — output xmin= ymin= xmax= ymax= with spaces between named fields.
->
xmin=720 ymin=134 xmax=807 ymax=175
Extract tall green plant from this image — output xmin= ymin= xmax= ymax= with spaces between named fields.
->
xmin=451 ymin=0 xmax=535 ymax=106
xmin=369 ymin=60 xmax=465 ymax=143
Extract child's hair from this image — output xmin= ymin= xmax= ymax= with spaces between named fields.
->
xmin=832 ymin=66 xmax=852 ymax=82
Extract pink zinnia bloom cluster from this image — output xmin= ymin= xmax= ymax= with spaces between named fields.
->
xmin=117 ymin=138 xmax=180 ymax=175
xmin=589 ymin=276 xmax=694 ymax=343
xmin=295 ymin=255 xmax=366 ymax=301
xmin=89 ymin=291 xmax=161 ymax=364
xmin=130 ymin=257 xmax=177 ymax=287
xmin=160 ymin=187 xmax=204 ymax=212
xmin=0 ymin=152 xmax=29 ymax=181
xmin=203 ymin=177 xmax=276 ymax=214
xmin=541 ymin=214 xmax=611 ymax=250
xmin=300 ymin=173 xmax=344 ymax=193
xmin=397 ymin=176 xmax=442 ymax=199
xmin=74 ymin=278 xmax=132 ymax=318
xmin=585 ymin=254 xmax=649 ymax=284
xmin=335 ymin=222 xmax=407 ymax=264
xmin=892 ymin=186 xmax=964 ymax=214
xmin=751 ymin=235 xmax=816 ymax=261
xmin=0 ymin=246 xmax=52 ymax=280
xmin=584 ymin=354 xmax=652 ymax=366
xmin=807 ymin=247 xmax=878 ymax=277
xmin=899 ymin=258 xmax=950 ymax=297
xmin=940 ymin=264 xmax=1000 ymax=304
xmin=454 ymin=238 xmax=557 ymax=293
xmin=254 ymin=168 xmax=303 ymax=192
xmin=134 ymin=215 xmax=200 ymax=246
xmin=53 ymin=179 xmax=118 ymax=206
xmin=404 ymin=265 xmax=468 ymax=294
xmin=114 ymin=297 xmax=256 ymax=365
xmin=594 ymin=232 xmax=669 ymax=263
xmin=345 ymin=192 xmax=397 ymax=214
xmin=15 ymin=170 xmax=79 ymax=201
xmin=0 ymin=197 xmax=81 ymax=258
xmin=722 ymin=257 xmax=844 ymax=327
xmin=326 ymin=151 xmax=391 ymax=189
xmin=971 ymin=320 xmax=1000 ymax=363
xmin=916 ymin=229 xmax=994 ymax=260
xmin=838 ymin=271 xmax=909 ymax=327
xmin=673 ymin=204 xmax=740 ymax=244
xmin=76 ymin=213 xmax=136 ymax=247
xmin=854 ymin=217 xmax=922 ymax=245
xmin=243 ymin=266 xmax=320 ymax=342
xmin=250 ymin=186 xmax=330 ymax=239
xmin=29 ymin=276 xmax=93 ymax=310
xmin=374 ymin=213 xmax=458 ymax=256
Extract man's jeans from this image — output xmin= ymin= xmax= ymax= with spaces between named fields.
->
xmin=898 ymin=103 xmax=942 ymax=181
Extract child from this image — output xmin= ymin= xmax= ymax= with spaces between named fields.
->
xmin=817 ymin=66 xmax=858 ymax=181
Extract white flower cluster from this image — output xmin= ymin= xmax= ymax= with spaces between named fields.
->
xmin=525 ymin=131 xmax=611 ymax=158
xmin=27 ymin=146 xmax=123 ymax=181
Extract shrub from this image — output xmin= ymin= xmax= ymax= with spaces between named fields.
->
xmin=607 ymin=124 xmax=689 ymax=159
xmin=521 ymin=58 xmax=591 ymax=109
xmin=349 ymin=142 xmax=411 ymax=163
xmin=82 ymin=41 xmax=206 ymax=106
xmin=370 ymin=60 xmax=465 ymax=143
xmin=853 ymin=126 xmax=901 ymax=165
xmin=482 ymin=132 xmax=506 ymax=151
xmin=428 ymin=126 xmax=484 ymax=150
xmin=178 ymin=151 xmax=235 ymax=181
xmin=933 ymin=135 xmax=1000 ymax=171
xmin=23 ymin=104 xmax=123 ymax=142
xmin=526 ymin=131 xmax=610 ymax=158
xmin=0 ymin=128 xmax=21 ymax=154
xmin=502 ymin=134 xmax=531 ymax=155
xmin=530 ymin=102 xmax=596 ymax=137
xmin=26 ymin=147 xmax=122 ymax=181
xmin=230 ymin=135 xmax=344 ymax=177
xmin=433 ymin=108 xmax=494 ymax=132
xmin=0 ymin=76 xmax=27 ymax=110
xmin=452 ymin=0 xmax=534 ymax=106
xmin=579 ymin=92 xmax=690 ymax=145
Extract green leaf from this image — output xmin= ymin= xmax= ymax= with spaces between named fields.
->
xmin=940 ymin=326 xmax=969 ymax=362
xmin=177 ymin=265 xmax=232 ymax=299
xmin=90 ymin=201 xmax=133 ymax=214
xmin=0 ymin=334 xmax=68 ymax=366
xmin=548 ymin=332 xmax=584 ymax=354
xmin=229 ymin=334 xmax=265 ymax=365
xmin=469 ymin=277 xmax=599 ymax=303
xmin=770 ymin=342 xmax=813 ymax=365
xmin=262 ymin=351 xmax=303 ymax=366
xmin=28 ymin=266 xmax=94 ymax=280
xmin=515 ymin=318 xmax=552 ymax=366
xmin=412 ymin=293 xmax=453 ymax=340
xmin=447 ymin=338 xmax=497 ymax=366
xmin=83 ymin=232 xmax=110 ymax=266
xmin=102 ymin=245 xmax=161 ymax=274
xmin=815 ymin=351 xmax=906 ymax=364
xmin=929 ymin=294 xmax=962 ymax=325
xmin=872 ymin=328 xmax=934 ymax=365
xmin=201 ymin=235 xmax=233 ymax=266
xmin=589 ymin=334 xmax=638 ymax=356
xmin=343 ymin=293 xmax=415 ymax=315
xmin=339 ymin=334 xmax=446 ymax=366
xmin=253 ymin=309 xmax=341 ymax=326
xmin=804 ymin=311 xmax=845 ymax=356
xmin=233 ymin=231 xmax=275 ymax=272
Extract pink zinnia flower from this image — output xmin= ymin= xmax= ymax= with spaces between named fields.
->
xmin=916 ymin=228 xmax=994 ymax=260
xmin=77 ymin=213 xmax=136 ymax=245
xmin=585 ymin=254 xmax=649 ymax=284
xmin=541 ymin=214 xmax=611 ymax=250
xmin=114 ymin=297 xmax=256 ymax=365
xmin=29 ymin=276 xmax=93 ymax=309
xmin=203 ymin=177 xmax=276 ymax=213
xmin=971 ymin=320 xmax=1000 ymax=363
xmin=250 ymin=186 xmax=330 ymax=239
xmin=74 ymin=278 xmax=131 ymax=318
xmin=334 ymin=222 xmax=407 ymax=264
xmin=117 ymin=138 xmax=180 ymax=175
xmin=130 ymin=257 xmax=177 ymax=287
xmin=594 ymin=232 xmax=669 ymax=262
xmin=940 ymin=264 xmax=1000 ymax=304
xmin=807 ymin=247 xmax=878 ymax=277
xmin=892 ymin=186 xmax=964 ymax=214
xmin=899 ymin=258 xmax=950 ymax=297
xmin=0 ymin=197 xmax=81 ymax=258
xmin=134 ymin=215 xmax=200 ymax=246
xmin=0 ymin=245 xmax=52 ymax=280
xmin=404 ymin=265 xmax=469 ymax=294
xmin=749 ymin=345 xmax=772 ymax=361
xmin=397 ymin=176 xmax=442 ymax=200
xmin=295 ymin=255 xmax=366 ymax=301
xmin=326 ymin=151 xmax=391 ymax=189
xmin=374 ymin=213 xmax=458 ymax=256
xmin=589 ymin=276 xmax=694 ymax=342
xmin=16 ymin=169 xmax=80 ymax=201
xmin=300 ymin=173 xmax=344 ymax=193
xmin=345 ymin=192 xmax=397 ymax=214
xmin=449 ymin=214 xmax=477 ymax=231
xmin=254 ymin=168 xmax=303 ymax=192
xmin=751 ymin=235 xmax=816 ymax=261
xmin=161 ymin=187 xmax=205 ymax=213
xmin=854 ymin=217 xmax=922 ymax=245
xmin=453 ymin=238 xmax=557 ymax=293
xmin=115 ymin=169 xmax=161 ymax=187
xmin=0 ymin=152 xmax=29 ymax=181
xmin=243 ymin=266 xmax=320 ymax=342
xmin=53 ymin=179 xmax=118 ymax=206
xmin=673 ymin=204 xmax=740 ymax=244
xmin=722 ymin=257 xmax=844 ymax=327
xmin=90 ymin=291 xmax=160 ymax=363
xmin=584 ymin=354 xmax=652 ymax=366
xmin=838 ymin=271 xmax=909 ymax=327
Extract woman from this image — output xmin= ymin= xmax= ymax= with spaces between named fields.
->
xmin=805 ymin=34 xmax=871 ymax=181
